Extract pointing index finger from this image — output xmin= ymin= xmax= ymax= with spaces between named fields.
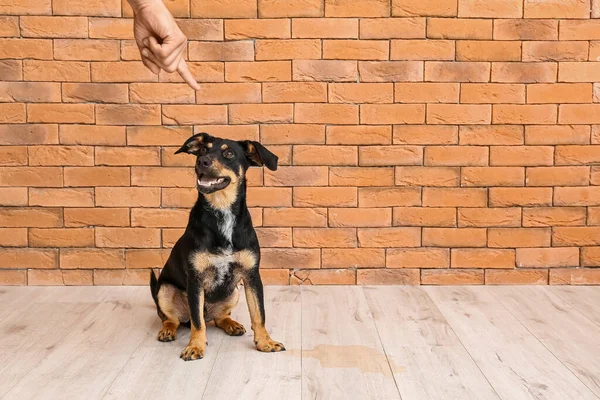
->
xmin=177 ymin=59 xmax=200 ymax=91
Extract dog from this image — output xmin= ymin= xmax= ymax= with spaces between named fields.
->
xmin=149 ymin=132 xmax=285 ymax=361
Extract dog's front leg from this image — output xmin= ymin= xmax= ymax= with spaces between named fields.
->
xmin=243 ymin=268 xmax=285 ymax=352
xmin=181 ymin=278 xmax=206 ymax=361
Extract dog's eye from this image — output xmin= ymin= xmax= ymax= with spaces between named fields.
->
xmin=223 ymin=149 xmax=235 ymax=159
xmin=199 ymin=147 xmax=208 ymax=155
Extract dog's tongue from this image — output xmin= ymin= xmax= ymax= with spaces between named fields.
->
xmin=198 ymin=175 xmax=225 ymax=186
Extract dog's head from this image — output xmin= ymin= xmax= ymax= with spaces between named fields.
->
xmin=175 ymin=132 xmax=278 ymax=197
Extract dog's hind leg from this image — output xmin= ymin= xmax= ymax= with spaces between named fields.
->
xmin=156 ymin=284 xmax=189 ymax=342
xmin=209 ymin=287 xmax=246 ymax=336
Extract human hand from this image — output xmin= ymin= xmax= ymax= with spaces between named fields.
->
xmin=128 ymin=0 xmax=200 ymax=90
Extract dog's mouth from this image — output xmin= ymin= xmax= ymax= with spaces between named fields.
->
xmin=196 ymin=173 xmax=231 ymax=193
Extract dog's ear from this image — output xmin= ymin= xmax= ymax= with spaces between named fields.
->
xmin=238 ymin=141 xmax=278 ymax=171
xmin=175 ymin=133 xmax=210 ymax=155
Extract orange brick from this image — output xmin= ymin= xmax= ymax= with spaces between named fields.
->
xmin=63 ymin=83 xmax=129 ymax=103
xmin=323 ymin=248 xmax=384 ymax=268
xmin=424 ymin=146 xmax=488 ymax=166
xmin=64 ymin=167 xmax=130 ymax=187
xmin=263 ymin=82 xmax=326 ymax=103
xmin=225 ymin=19 xmax=289 ymax=39
xmin=264 ymin=166 xmax=328 ymax=186
xmin=423 ymin=188 xmax=486 ymax=207
xmin=427 ymin=18 xmax=492 ymax=39
xmin=261 ymin=124 xmax=324 ymax=145
xmin=360 ymin=18 xmax=423 ymax=39
xmin=293 ymin=60 xmax=358 ymax=82
xmin=493 ymin=105 xmax=557 ymax=124
xmin=559 ymin=104 xmax=600 ymax=124
xmin=462 ymin=167 xmax=524 ymax=187
xmin=486 ymin=269 xmax=548 ymax=285
xmin=0 ymin=82 xmax=61 ymax=103
xmin=322 ymin=39 xmax=390 ymax=61
xmin=95 ymin=187 xmax=160 ymax=208
xmin=293 ymin=18 xmax=356 ymax=39
xmin=88 ymin=17 xmax=133 ymax=39
xmin=329 ymin=207 xmax=391 ymax=227
xmin=291 ymin=269 xmax=355 ymax=285
xmin=125 ymin=249 xmax=170 ymax=269
xmin=191 ymin=0 xmax=256 ymax=17
xmin=0 ymin=38 xmax=52 ymax=59
xmin=554 ymin=227 xmax=600 ymax=246
xmin=257 ymin=39 xmax=321 ymax=60
xmin=294 ymin=228 xmax=356 ymax=248
xmin=195 ymin=83 xmax=260 ymax=104
xmin=263 ymin=208 xmax=326 ymax=227
xmin=131 ymin=167 xmax=194 ymax=188
xmin=0 ymin=228 xmax=27 ymax=247
xmin=259 ymin=0 xmax=323 ymax=17
xmin=488 ymin=228 xmax=551 ymax=248
xmin=92 ymin=269 xmax=124 ymax=285
xmin=226 ymin=61 xmax=291 ymax=82
xmin=329 ymin=83 xmax=392 ymax=103
xmin=394 ymin=83 xmax=458 ymax=104
xmin=357 ymin=188 xmax=421 ymax=208
xmin=459 ymin=0 xmax=522 ymax=17
xmin=460 ymin=126 xmax=523 ymax=145
xmin=261 ymin=248 xmax=320 ymax=269
xmin=296 ymin=103 xmax=358 ymax=124
xmin=0 ymin=208 xmax=62 ymax=227
xmin=29 ymin=188 xmax=93 ymax=207
xmin=560 ymin=20 xmax=600 ymax=41
xmin=0 ymin=60 xmax=22 ymax=80
xmin=0 ymin=146 xmax=27 ymax=166
xmin=582 ymin=247 xmax=600 ymax=266
xmin=523 ymin=207 xmax=585 ymax=227
xmin=0 ymin=270 xmax=26 ymax=285
xmin=54 ymin=39 xmax=119 ymax=61
xmin=452 ymin=248 xmax=515 ymax=269
xmin=0 ymin=0 xmax=50 ymax=15
xmin=461 ymin=84 xmax=525 ymax=104
xmin=387 ymin=248 xmax=449 ymax=268
xmin=390 ymin=39 xmax=454 ymax=61
xmin=0 ymin=248 xmax=57 ymax=269
xmin=328 ymin=125 xmax=391 ymax=145
xmin=64 ymin=208 xmax=130 ymax=227
xmin=259 ymin=269 xmax=289 ymax=285
xmin=28 ymin=270 xmax=64 ymax=286
xmin=62 ymin=270 xmax=93 ymax=285
xmin=29 ymin=228 xmax=93 ymax=247
xmin=528 ymin=83 xmax=593 ymax=104
xmin=91 ymin=62 xmax=157 ymax=83
xmin=494 ymin=19 xmax=558 ymax=40
xmin=245 ymin=188 xmax=290 ymax=208
xmin=394 ymin=125 xmax=458 ymax=145
xmin=359 ymin=146 xmax=421 ymax=167
xmin=0 ymin=188 xmax=28 ymax=206
xmin=425 ymin=61 xmax=490 ymax=82
xmin=175 ymin=19 xmax=222 ymax=40
xmin=523 ymin=41 xmax=588 ymax=62
xmin=27 ymin=104 xmax=93 ymax=124
xmin=396 ymin=166 xmax=459 ymax=187
xmin=422 ymin=269 xmax=483 ymax=285
xmin=457 ymin=40 xmax=520 ymax=61
xmin=517 ymin=247 xmax=579 ymax=268
xmin=358 ymin=227 xmax=421 ymax=247
xmin=20 ymin=16 xmax=88 ymax=38
xmin=330 ymin=167 xmax=394 ymax=186
xmin=393 ymin=0 xmax=457 ymax=16
xmin=490 ymin=146 xmax=554 ymax=166
xmin=127 ymin=126 xmax=192 ymax=146
xmin=163 ymin=105 xmax=227 ymax=125
xmin=29 ymin=146 xmax=93 ymax=166
xmin=555 ymin=187 xmax=600 ymax=206
xmin=53 ymin=0 xmax=121 ymax=16
xmin=559 ymin=62 xmax=600 ymax=83
xmin=96 ymin=147 xmax=160 ymax=167
xmin=357 ymin=269 xmax=420 ymax=285
xmin=527 ymin=166 xmax=589 ymax=186
xmin=325 ymin=0 xmax=389 ymax=17
xmin=96 ymin=104 xmax=160 ymax=125
xmin=360 ymin=104 xmax=425 ymax=124
xmin=129 ymin=83 xmax=195 ymax=104
xmin=229 ymin=104 xmax=293 ymax=124
xmin=24 ymin=60 xmax=90 ymax=82
xmin=131 ymin=208 xmax=188 ymax=228
xmin=160 ymin=187 xmax=196 ymax=208
xmin=428 ymin=104 xmax=491 ymax=125
xmin=492 ymin=62 xmax=557 ymax=83
xmin=423 ymin=228 xmax=486 ymax=247
xmin=294 ymin=187 xmax=357 ymax=207
xmin=458 ymin=207 xmax=521 ymax=227
xmin=489 ymin=187 xmax=552 ymax=207
xmin=159 ymin=62 xmax=224 ymax=83
xmin=294 ymin=145 xmax=357 ymax=166
xmin=60 ymin=125 xmax=125 ymax=146
xmin=96 ymin=227 xmax=160 ymax=248
xmin=524 ymin=0 xmax=590 ymax=18
xmin=550 ymin=268 xmax=600 ymax=285
xmin=0 ymin=104 xmax=25 ymax=123
xmin=189 ymin=41 xmax=254 ymax=62
xmin=0 ymin=167 xmax=62 ymax=187
xmin=393 ymin=207 xmax=456 ymax=227
xmin=556 ymin=145 xmax=600 ymax=165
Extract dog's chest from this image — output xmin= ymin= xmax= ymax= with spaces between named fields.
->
xmin=217 ymin=210 xmax=235 ymax=245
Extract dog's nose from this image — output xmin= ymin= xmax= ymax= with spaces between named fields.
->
xmin=198 ymin=156 xmax=212 ymax=168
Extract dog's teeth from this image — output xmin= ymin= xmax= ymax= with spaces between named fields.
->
xmin=197 ymin=179 xmax=201 ymax=185
xmin=217 ymin=178 xmax=224 ymax=183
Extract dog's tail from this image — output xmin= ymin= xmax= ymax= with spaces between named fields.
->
xmin=149 ymin=269 xmax=159 ymax=308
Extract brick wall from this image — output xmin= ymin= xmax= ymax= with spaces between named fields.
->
xmin=1 ymin=0 xmax=600 ymax=286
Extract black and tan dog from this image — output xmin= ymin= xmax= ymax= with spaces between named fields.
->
xmin=149 ymin=132 xmax=284 ymax=361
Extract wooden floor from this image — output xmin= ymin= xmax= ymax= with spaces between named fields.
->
xmin=1 ymin=286 xmax=600 ymax=400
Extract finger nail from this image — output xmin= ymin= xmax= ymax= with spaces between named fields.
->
xmin=141 ymin=48 xmax=149 ymax=57
xmin=143 ymin=38 xmax=149 ymax=46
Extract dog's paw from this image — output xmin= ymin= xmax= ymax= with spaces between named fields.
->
xmin=157 ymin=328 xmax=177 ymax=342
xmin=218 ymin=319 xmax=246 ymax=336
xmin=180 ymin=345 xmax=205 ymax=361
xmin=256 ymin=338 xmax=286 ymax=353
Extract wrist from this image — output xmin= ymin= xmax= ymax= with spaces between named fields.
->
xmin=127 ymin=0 xmax=161 ymax=14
